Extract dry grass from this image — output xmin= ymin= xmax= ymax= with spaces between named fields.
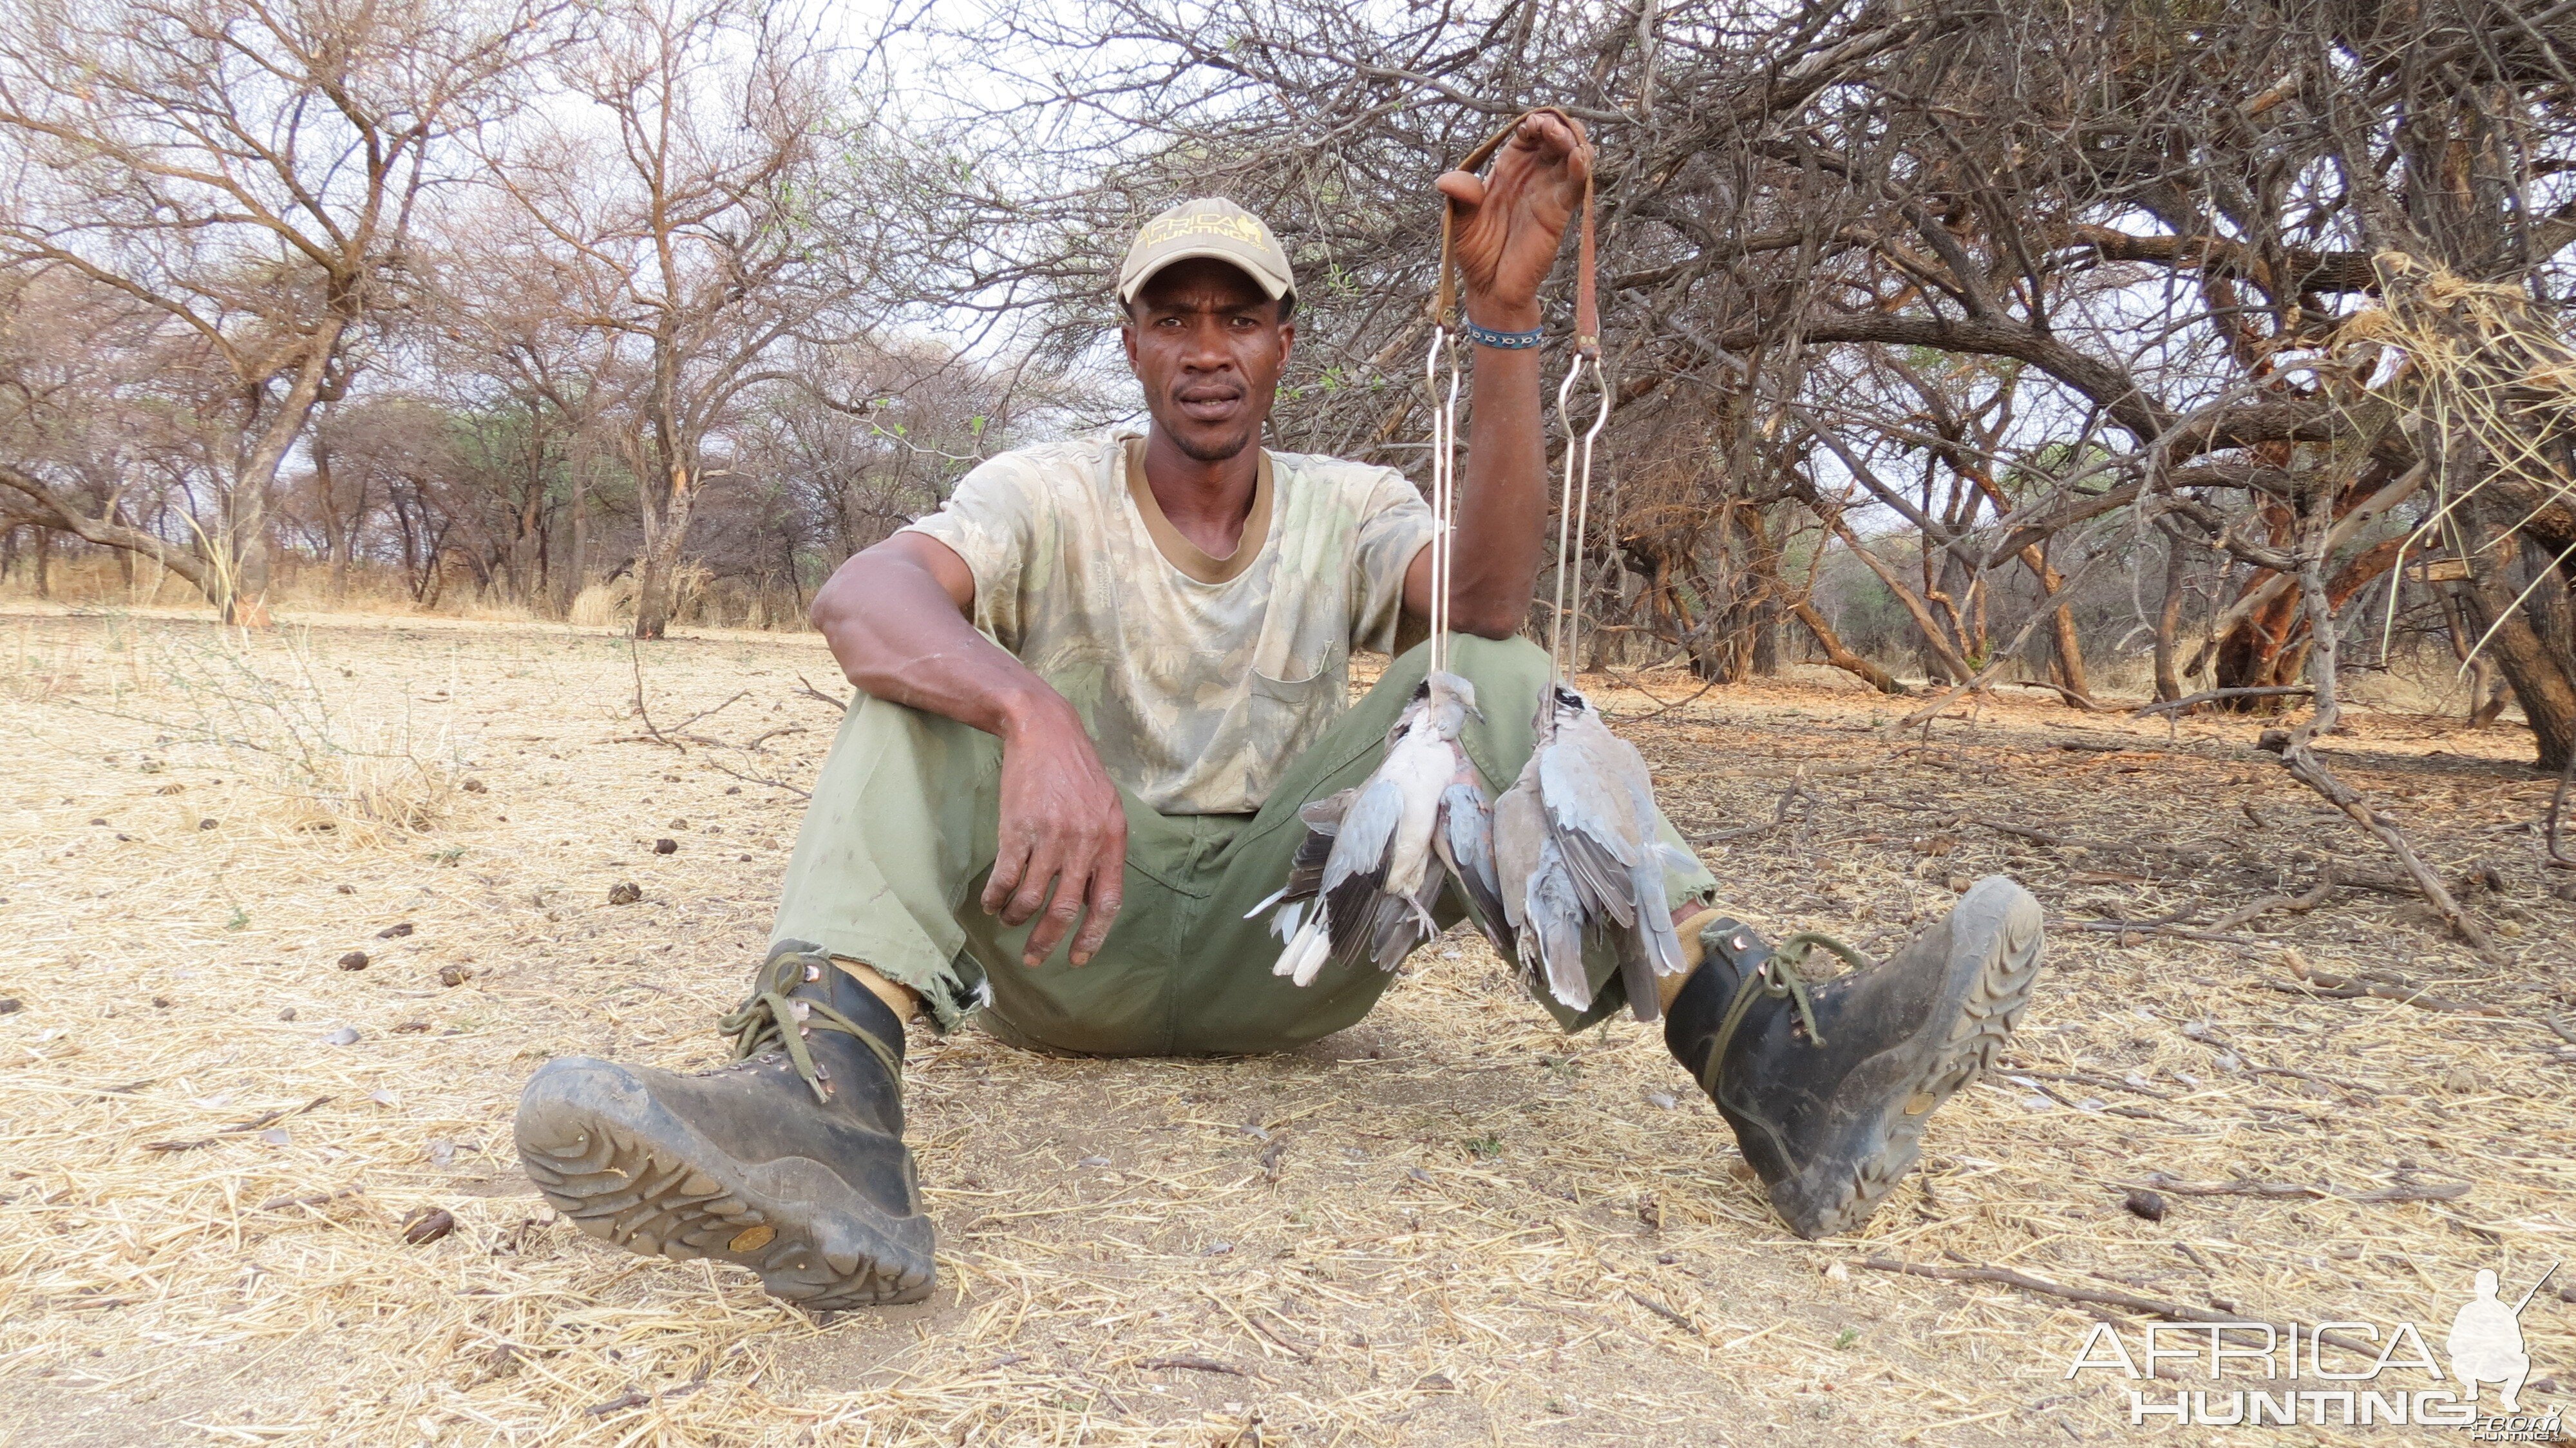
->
xmin=1 ymin=555 xmax=808 ymax=635
xmin=3 ymin=609 xmax=2573 ymax=1446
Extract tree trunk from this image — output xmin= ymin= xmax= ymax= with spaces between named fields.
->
xmin=1 ymin=463 xmax=218 ymax=603
xmin=562 ymin=457 xmax=589 ymax=616
xmin=313 ymin=426 xmax=350 ymax=599
xmin=221 ymin=316 xmax=348 ymax=624
xmin=1966 ymin=468 xmax=2091 ymax=701
xmin=2047 ymin=602 xmax=2088 ymax=696
xmin=1792 ymin=598 xmax=1905 ymax=694
xmin=32 ymin=525 xmax=50 ymax=599
xmin=2213 ymin=581 xmax=2305 ymax=706
xmin=2456 ymin=496 xmax=2576 ymax=772
xmin=632 ymin=461 xmax=697 ymax=641
xmin=512 ymin=433 xmax=547 ymax=605
xmin=1746 ymin=506 xmax=1782 ymax=677
xmin=2153 ymin=542 xmax=2188 ymax=702
xmin=1813 ymin=502 xmax=1976 ymax=683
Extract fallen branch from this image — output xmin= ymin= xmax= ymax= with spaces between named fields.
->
xmin=2003 ymin=678 xmax=2116 ymax=711
xmin=2244 ymin=1063 xmax=2374 ymax=1098
xmin=700 ymin=750 xmax=813 ymax=800
xmin=1854 ymin=1255 xmax=2386 ymax=1359
xmin=1137 ymin=1355 xmax=1250 ymax=1376
xmin=2548 ymin=748 xmax=2574 ymax=870
xmin=2079 ymin=921 xmax=2274 ymax=946
xmin=1692 ymin=779 xmax=1813 ymax=844
xmin=2204 ymin=873 xmax=2338 ymax=933
xmin=1626 ymin=1291 xmax=1702 ymax=1334
xmin=600 ymin=730 xmax=734 ymax=748
xmin=2267 ymin=485 xmax=2498 ymax=961
xmin=2127 ymin=1172 xmax=2470 ymax=1205
xmin=1959 ymin=814 xmax=2214 ymax=865
xmin=2007 ymin=1074 xmax=2175 ymax=1122
xmin=2133 ymin=685 xmax=2313 ymax=718
xmin=253 ymin=1186 xmax=365 ymax=1212
xmin=2266 ymin=969 xmax=2501 ymax=1015
xmin=1604 ymin=670 xmax=1723 ymax=721
xmin=621 ymin=641 xmax=750 ymax=752
xmin=794 ymin=674 xmax=850 ymax=712
xmin=1994 ymin=1063 xmax=2177 ymax=1100
xmin=145 ymin=1094 xmax=332 ymax=1150
xmin=223 ymin=1093 xmax=332 ymax=1133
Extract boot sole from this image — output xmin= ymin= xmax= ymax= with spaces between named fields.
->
xmin=515 ymin=1058 xmax=934 ymax=1308
xmin=1772 ymin=876 xmax=2043 ymax=1238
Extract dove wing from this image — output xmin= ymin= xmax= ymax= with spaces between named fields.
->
xmin=1615 ymin=929 xmax=1662 ymax=1023
xmin=1492 ymin=756 xmax=1547 ymax=930
xmin=1365 ymin=871 xmax=1444 ymax=969
xmin=1520 ymin=841 xmax=1592 ymax=1009
xmin=1315 ymin=777 xmax=1404 ymax=971
xmin=1246 ymin=786 xmax=1358 ymax=921
xmin=1435 ymin=780 xmax=1509 ymax=949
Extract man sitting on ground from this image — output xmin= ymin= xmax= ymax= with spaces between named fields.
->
xmin=515 ymin=113 xmax=2045 ymax=1308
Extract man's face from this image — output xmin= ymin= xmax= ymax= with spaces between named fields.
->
xmin=1121 ymin=258 xmax=1294 ymax=464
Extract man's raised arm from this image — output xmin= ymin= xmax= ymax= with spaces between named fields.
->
xmin=1401 ymin=110 xmax=1594 ymax=640
xmin=808 ymin=537 xmax=1127 ymax=967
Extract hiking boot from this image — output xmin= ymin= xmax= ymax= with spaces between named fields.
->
xmin=1664 ymin=877 xmax=2043 ymax=1239
xmin=513 ymin=941 xmax=934 ymax=1306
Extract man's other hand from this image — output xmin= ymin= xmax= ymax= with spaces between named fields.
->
xmin=1434 ymin=109 xmax=1591 ymax=327
xmin=985 ymin=692 xmax=1128 ymax=966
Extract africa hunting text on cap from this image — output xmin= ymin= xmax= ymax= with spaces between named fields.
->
xmin=1117 ymin=198 xmax=1296 ymax=305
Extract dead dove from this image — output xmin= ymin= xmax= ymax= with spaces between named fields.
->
xmin=1255 ymin=671 xmax=1503 ymax=985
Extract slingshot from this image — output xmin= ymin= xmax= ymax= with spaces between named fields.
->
xmin=1428 ymin=113 xmax=1690 ymax=1020
xmin=1422 ymin=107 xmax=1606 ymax=681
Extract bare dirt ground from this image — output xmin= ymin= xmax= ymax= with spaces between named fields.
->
xmin=3 ymin=605 xmax=2573 ymax=1447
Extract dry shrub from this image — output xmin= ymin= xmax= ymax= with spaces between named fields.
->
xmin=0 ymin=553 xmax=553 ymax=623
xmin=78 ymin=617 xmax=472 ymax=839
xmin=567 ymin=573 xmax=636 ymax=628
xmin=567 ymin=567 xmax=713 ymax=628
xmin=667 ymin=560 xmax=712 ymax=623
xmin=2344 ymin=252 xmax=2576 ymax=524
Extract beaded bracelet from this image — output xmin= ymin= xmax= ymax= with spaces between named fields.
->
xmin=1459 ymin=319 xmax=1544 ymax=350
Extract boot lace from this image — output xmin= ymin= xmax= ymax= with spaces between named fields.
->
xmin=715 ymin=951 xmax=902 ymax=1105
xmin=1706 ymin=928 xmax=1871 ymax=1067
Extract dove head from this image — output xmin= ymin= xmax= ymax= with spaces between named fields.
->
xmin=1423 ymin=670 xmax=1481 ymax=729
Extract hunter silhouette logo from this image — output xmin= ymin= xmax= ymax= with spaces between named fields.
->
xmin=2066 ymin=1263 xmax=2562 ymax=1434
xmin=2450 ymin=1266 xmax=2550 ymax=1415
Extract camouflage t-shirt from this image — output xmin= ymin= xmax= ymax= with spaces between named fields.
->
xmin=900 ymin=432 xmax=1435 ymax=815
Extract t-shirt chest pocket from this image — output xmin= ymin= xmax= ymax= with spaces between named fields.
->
xmin=1246 ymin=588 xmax=1348 ymax=754
xmin=1247 ymin=572 xmax=1347 ymax=688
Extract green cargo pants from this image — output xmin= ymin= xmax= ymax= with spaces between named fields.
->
xmin=770 ymin=634 xmax=1717 ymax=1055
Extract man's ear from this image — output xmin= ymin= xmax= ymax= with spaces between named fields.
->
xmin=1276 ymin=318 xmax=1294 ymax=367
xmin=1119 ymin=316 xmax=1139 ymax=374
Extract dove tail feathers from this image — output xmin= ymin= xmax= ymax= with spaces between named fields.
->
xmin=1276 ymin=913 xmax=1332 ymax=987
xmin=1629 ymin=865 xmax=1688 ymax=977
xmin=1616 ymin=942 xmax=1662 ymax=1024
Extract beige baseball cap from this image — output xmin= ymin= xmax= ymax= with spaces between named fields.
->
xmin=1116 ymin=198 xmax=1296 ymax=305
